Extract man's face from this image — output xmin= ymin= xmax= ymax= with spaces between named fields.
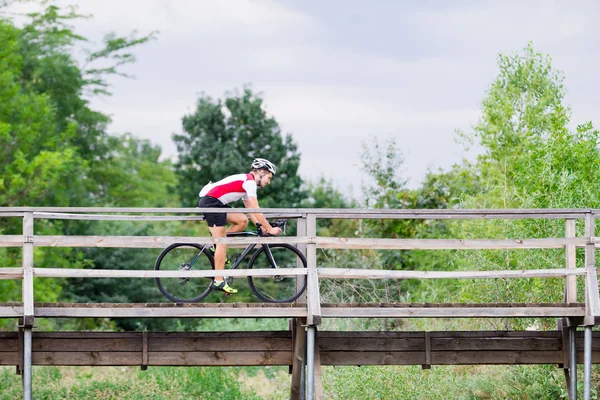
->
xmin=257 ymin=171 xmax=273 ymax=187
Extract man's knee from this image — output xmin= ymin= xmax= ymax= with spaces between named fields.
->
xmin=236 ymin=215 xmax=249 ymax=228
xmin=227 ymin=213 xmax=248 ymax=229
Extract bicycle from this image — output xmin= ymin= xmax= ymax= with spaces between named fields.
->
xmin=154 ymin=219 xmax=307 ymax=303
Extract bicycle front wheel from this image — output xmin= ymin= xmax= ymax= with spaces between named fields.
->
xmin=154 ymin=243 xmax=214 ymax=303
xmin=247 ymin=244 xmax=307 ymax=303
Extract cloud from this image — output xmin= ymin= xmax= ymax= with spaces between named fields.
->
xmin=70 ymin=0 xmax=318 ymax=42
xmin=6 ymin=0 xmax=599 ymax=200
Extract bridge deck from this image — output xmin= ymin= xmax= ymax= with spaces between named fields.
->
xmin=1 ymin=330 xmax=599 ymax=367
xmin=0 ymin=302 xmax=586 ymax=319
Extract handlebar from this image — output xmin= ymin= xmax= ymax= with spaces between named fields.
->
xmin=255 ymin=219 xmax=287 ymax=236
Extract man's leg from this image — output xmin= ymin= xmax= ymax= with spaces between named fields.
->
xmin=207 ymin=225 xmax=227 ymax=282
xmin=226 ymin=212 xmax=248 ymax=233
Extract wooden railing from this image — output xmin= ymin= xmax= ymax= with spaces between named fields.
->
xmin=1 ymin=207 xmax=600 ymax=400
xmin=0 ymin=207 xmax=599 ymax=322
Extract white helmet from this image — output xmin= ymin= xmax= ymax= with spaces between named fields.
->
xmin=251 ymin=158 xmax=276 ymax=175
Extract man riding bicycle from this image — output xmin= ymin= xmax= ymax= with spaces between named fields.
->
xmin=198 ymin=158 xmax=282 ymax=294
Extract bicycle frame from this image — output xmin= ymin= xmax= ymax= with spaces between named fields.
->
xmin=211 ymin=231 xmax=279 ymax=272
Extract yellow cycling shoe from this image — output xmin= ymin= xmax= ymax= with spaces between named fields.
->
xmin=213 ymin=281 xmax=238 ymax=294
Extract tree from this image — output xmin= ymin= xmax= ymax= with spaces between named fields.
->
xmin=451 ymin=44 xmax=600 ymax=324
xmin=0 ymin=3 xmax=173 ymax=329
xmin=173 ymin=88 xmax=306 ymax=208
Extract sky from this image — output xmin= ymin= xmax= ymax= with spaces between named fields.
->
xmin=5 ymin=0 xmax=600 ymax=198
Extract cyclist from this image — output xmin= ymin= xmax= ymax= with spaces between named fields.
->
xmin=198 ymin=158 xmax=282 ymax=294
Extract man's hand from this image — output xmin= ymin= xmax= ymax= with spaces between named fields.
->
xmin=267 ymin=227 xmax=281 ymax=236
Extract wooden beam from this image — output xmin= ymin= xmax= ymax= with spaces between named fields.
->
xmin=1 ymin=330 xmax=600 ymax=368
xmin=34 ymin=306 xmax=307 ymax=318
xmin=0 ymin=207 xmax=588 ymax=218
xmin=0 ymin=212 xmax=25 ymax=218
xmin=0 ymin=236 xmax=25 ymax=247
xmin=321 ymin=306 xmax=586 ymax=318
xmin=319 ymin=351 xmax=568 ymax=365
xmin=31 ymin=235 xmax=308 ymax=249
xmin=0 ymin=305 xmax=24 ymax=318
xmin=316 ymin=237 xmax=586 ymax=250
xmin=29 ymin=351 xmax=293 ymax=366
xmin=33 ymin=212 xmax=205 ymax=221
xmin=0 ymin=353 xmax=18 ymax=365
xmin=2 ymin=348 xmax=598 ymax=367
xmin=0 ymin=302 xmax=590 ymax=319
xmin=33 ymin=268 xmax=307 ymax=279
xmin=318 ymin=268 xmax=586 ymax=280
xmin=0 ymin=268 xmax=24 ymax=279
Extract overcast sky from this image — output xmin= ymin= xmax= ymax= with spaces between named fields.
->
xmin=6 ymin=1 xmax=600 ymax=198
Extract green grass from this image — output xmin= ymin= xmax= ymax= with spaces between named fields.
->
xmin=2 ymin=361 xmax=599 ymax=399
xmin=0 ymin=365 xmax=272 ymax=400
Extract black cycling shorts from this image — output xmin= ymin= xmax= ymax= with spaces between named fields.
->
xmin=198 ymin=196 xmax=231 ymax=227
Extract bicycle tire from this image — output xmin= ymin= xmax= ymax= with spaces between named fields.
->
xmin=155 ymin=243 xmax=214 ymax=303
xmin=247 ymin=244 xmax=307 ymax=303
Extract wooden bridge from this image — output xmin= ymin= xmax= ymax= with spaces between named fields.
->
xmin=0 ymin=207 xmax=599 ymax=399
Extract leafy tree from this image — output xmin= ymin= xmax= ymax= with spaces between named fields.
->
xmin=173 ymin=87 xmax=306 ymax=208
xmin=451 ymin=44 xmax=600 ymax=326
xmin=0 ymin=2 xmax=173 ymax=330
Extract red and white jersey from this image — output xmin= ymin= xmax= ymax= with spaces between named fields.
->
xmin=199 ymin=173 xmax=257 ymax=205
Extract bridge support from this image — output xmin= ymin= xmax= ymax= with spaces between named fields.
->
xmin=290 ymin=319 xmax=306 ymax=400
xmin=584 ymin=326 xmax=592 ymax=400
xmin=569 ymin=326 xmax=577 ymax=400
xmin=307 ymin=326 xmax=315 ymax=400
xmin=23 ymin=327 xmax=32 ymax=400
xmin=305 ymin=325 xmax=323 ymax=400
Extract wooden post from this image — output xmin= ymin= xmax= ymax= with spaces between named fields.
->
xmin=306 ymin=214 xmax=321 ymax=326
xmin=290 ymin=319 xmax=306 ymax=400
xmin=296 ymin=216 xmax=308 ymax=304
xmin=141 ymin=331 xmax=148 ymax=371
xmin=422 ymin=331 xmax=432 ymax=370
xmin=22 ymin=212 xmax=34 ymax=400
xmin=583 ymin=214 xmax=597 ymax=400
xmin=584 ymin=214 xmax=600 ymax=319
xmin=565 ymin=219 xmax=577 ymax=303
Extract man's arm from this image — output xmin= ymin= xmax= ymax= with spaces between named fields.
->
xmin=243 ymin=197 xmax=281 ymax=235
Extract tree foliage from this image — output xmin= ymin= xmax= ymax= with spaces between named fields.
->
xmin=173 ymin=88 xmax=306 ymax=208
xmin=450 ymin=45 xmax=600 ymax=325
xmin=0 ymin=2 xmax=173 ymax=328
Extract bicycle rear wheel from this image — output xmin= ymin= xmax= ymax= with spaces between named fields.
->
xmin=247 ymin=244 xmax=307 ymax=303
xmin=154 ymin=243 xmax=214 ymax=303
